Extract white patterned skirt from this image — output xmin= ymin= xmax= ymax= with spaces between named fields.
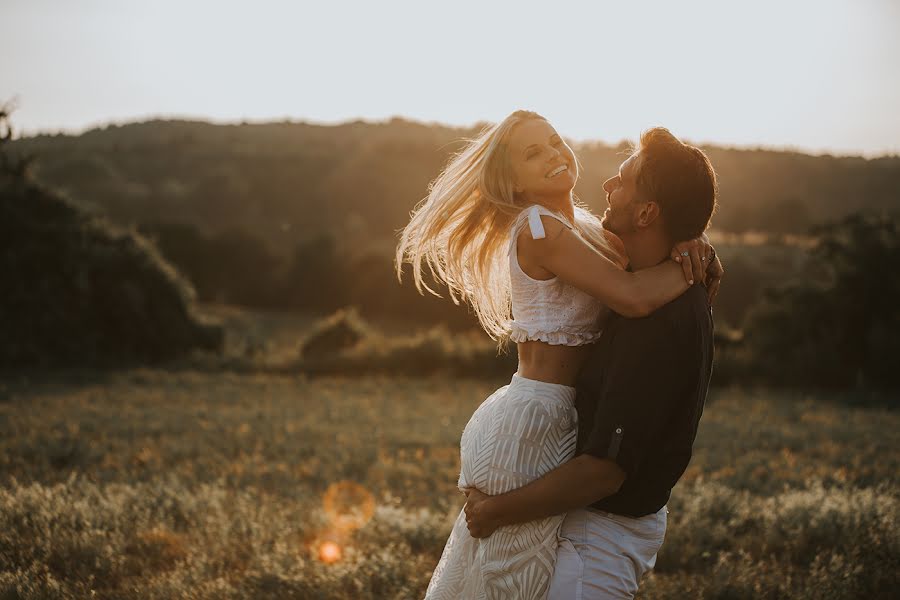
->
xmin=425 ymin=374 xmax=578 ymax=600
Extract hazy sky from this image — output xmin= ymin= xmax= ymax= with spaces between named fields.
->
xmin=3 ymin=0 xmax=899 ymax=155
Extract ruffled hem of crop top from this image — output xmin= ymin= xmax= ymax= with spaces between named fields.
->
xmin=508 ymin=322 xmax=603 ymax=346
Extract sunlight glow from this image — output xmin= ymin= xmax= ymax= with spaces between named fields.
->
xmin=1 ymin=0 xmax=898 ymax=155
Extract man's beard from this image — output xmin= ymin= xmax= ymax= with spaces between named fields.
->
xmin=602 ymin=205 xmax=635 ymax=237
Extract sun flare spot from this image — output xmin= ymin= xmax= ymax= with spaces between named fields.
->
xmin=322 ymin=480 xmax=376 ymax=532
xmin=318 ymin=541 xmax=342 ymax=563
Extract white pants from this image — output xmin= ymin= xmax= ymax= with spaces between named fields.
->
xmin=547 ymin=506 xmax=667 ymax=600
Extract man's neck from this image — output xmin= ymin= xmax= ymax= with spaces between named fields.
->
xmin=620 ymin=232 xmax=670 ymax=271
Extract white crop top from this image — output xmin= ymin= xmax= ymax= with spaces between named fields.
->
xmin=508 ymin=204 xmax=608 ymax=346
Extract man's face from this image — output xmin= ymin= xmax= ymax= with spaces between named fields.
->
xmin=601 ymin=152 xmax=642 ymax=236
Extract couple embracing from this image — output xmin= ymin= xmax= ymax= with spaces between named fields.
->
xmin=396 ymin=110 xmax=722 ymax=599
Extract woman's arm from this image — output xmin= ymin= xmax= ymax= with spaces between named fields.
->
xmin=518 ymin=216 xmax=692 ymax=318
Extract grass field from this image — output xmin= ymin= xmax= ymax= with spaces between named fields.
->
xmin=1 ymin=371 xmax=897 ymax=599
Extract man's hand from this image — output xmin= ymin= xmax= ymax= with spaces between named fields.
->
xmin=463 ymin=487 xmax=501 ymax=539
xmin=705 ymin=253 xmax=724 ymax=306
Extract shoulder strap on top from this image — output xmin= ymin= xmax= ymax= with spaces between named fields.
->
xmin=509 ymin=205 xmax=575 ymax=256
xmin=518 ymin=204 xmax=574 ymax=240
xmin=527 ymin=205 xmax=547 ymax=239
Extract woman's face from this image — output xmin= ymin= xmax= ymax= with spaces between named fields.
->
xmin=507 ymin=119 xmax=578 ymax=201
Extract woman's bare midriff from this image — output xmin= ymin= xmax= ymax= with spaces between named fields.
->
xmin=515 ymin=340 xmax=593 ymax=387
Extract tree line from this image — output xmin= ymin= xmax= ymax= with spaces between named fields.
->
xmin=9 ymin=118 xmax=899 ymax=257
xmin=6 ymin=117 xmax=899 ymax=391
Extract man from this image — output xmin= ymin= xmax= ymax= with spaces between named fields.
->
xmin=463 ymin=127 xmax=720 ymax=598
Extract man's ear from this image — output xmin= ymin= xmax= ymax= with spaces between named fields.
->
xmin=636 ymin=201 xmax=661 ymax=228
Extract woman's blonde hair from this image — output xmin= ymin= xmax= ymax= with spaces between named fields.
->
xmin=395 ymin=110 xmax=620 ymax=343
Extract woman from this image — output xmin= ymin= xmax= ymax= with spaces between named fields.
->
xmin=396 ymin=110 xmax=716 ymax=599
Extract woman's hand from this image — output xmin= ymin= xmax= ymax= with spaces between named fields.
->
xmin=670 ymin=234 xmax=715 ymax=285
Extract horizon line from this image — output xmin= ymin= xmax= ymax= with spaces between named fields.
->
xmin=11 ymin=112 xmax=900 ymax=161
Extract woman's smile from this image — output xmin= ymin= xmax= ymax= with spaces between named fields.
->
xmin=546 ymin=164 xmax=569 ymax=179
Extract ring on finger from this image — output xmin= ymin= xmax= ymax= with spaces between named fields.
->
xmin=680 ymin=250 xmax=690 ymax=257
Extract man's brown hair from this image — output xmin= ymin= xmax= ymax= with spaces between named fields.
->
xmin=634 ymin=127 xmax=718 ymax=242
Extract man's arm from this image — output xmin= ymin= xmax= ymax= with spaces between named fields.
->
xmin=465 ymin=313 xmax=692 ymax=538
xmin=463 ymin=455 xmax=625 ymax=538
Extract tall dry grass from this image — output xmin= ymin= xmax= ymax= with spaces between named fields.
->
xmin=0 ymin=372 xmax=897 ymax=598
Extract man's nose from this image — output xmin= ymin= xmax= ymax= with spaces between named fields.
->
xmin=602 ymin=177 xmax=614 ymax=194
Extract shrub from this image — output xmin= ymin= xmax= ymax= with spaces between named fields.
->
xmin=0 ymin=173 xmax=222 ymax=367
xmin=295 ymin=309 xmax=515 ymax=377
xmin=298 ymin=308 xmax=369 ymax=358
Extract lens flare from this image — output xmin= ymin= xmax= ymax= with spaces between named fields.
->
xmin=322 ymin=480 xmax=375 ymax=532
xmin=318 ymin=541 xmax=342 ymax=563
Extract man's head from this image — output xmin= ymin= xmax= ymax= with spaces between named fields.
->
xmin=601 ymin=128 xmax=717 ymax=247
